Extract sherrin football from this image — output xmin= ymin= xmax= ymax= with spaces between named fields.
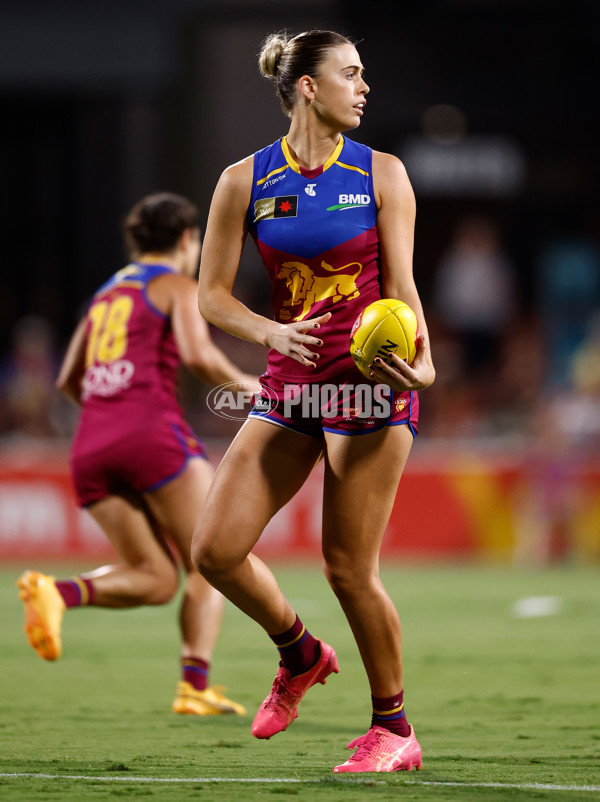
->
xmin=350 ymin=299 xmax=419 ymax=380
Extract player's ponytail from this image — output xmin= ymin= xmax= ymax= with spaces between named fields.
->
xmin=258 ymin=29 xmax=353 ymax=117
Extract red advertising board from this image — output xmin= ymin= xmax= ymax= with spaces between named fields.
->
xmin=1 ymin=443 xmax=598 ymax=563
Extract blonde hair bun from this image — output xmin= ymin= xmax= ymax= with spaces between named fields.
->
xmin=258 ymin=33 xmax=288 ymax=78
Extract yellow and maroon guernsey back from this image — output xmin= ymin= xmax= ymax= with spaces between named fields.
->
xmin=247 ymin=135 xmax=382 ymax=382
xmin=75 ymin=263 xmax=181 ymax=452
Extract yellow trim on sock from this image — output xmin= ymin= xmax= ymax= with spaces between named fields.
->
xmin=277 ymin=625 xmax=306 ymax=649
xmin=71 ymin=576 xmax=89 ymax=606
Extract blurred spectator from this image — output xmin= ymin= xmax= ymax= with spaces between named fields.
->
xmin=557 ymin=311 xmax=600 ymax=451
xmin=0 ymin=315 xmax=71 ymax=439
xmin=513 ymin=313 xmax=600 ymax=566
xmin=493 ymin=316 xmax=544 ymax=434
xmin=426 ymin=216 xmax=522 ymax=437
xmin=432 ymin=216 xmax=519 ymax=377
xmin=537 ymin=237 xmax=600 ymax=389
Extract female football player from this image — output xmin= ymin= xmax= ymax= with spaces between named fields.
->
xmin=192 ymin=31 xmax=435 ymax=771
xmin=18 ymin=192 xmax=254 ymax=717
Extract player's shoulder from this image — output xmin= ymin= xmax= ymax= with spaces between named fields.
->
xmin=150 ymin=270 xmax=196 ymax=308
xmin=215 ymin=154 xmax=254 ymax=201
xmin=216 ymin=139 xmax=287 ymax=208
xmin=336 ymin=135 xmax=373 ymax=174
xmin=145 ymin=268 xmax=195 ymax=316
xmin=372 ymin=150 xmax=414 ymax=204
xmin=151 ymin=269 xmax=192 ymax=288
xmin=372 ymin=149 xmax=409 ymax=179
xmin=340 ymin=135 xmax=371 ymax=157
xmin=222 ymin=153 xmax=254 ymax=178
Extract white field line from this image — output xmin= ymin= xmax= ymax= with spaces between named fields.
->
xmin=1 ymin=773 xmax=599 ymax=792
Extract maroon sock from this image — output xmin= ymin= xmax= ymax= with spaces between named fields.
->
xmin=182 ymin=656 xmax=209 ymax=691
xmin=269 ymin=615 xmax=321 ymax=677
xmin=371 ymin=690 xmax=411 ymax=737
xmin=55 ymin=577 xmax=95 ymax=608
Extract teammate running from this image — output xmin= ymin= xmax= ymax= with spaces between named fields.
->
xmin=18 ymin=192 xmax=253 ymax=717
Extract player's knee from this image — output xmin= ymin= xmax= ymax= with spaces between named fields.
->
xmin=323 ymin=555 xmax=369 ymax=599
xmin=192 ymin=538 xmax=232 ymax=583
xmin=191 ymin=536 xmax=209 ymax=576
xmin=146 ymin=563 xmax=179 ymax=605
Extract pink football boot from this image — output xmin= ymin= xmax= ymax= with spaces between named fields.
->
xmin=251 ymin=640 xmax=339 ymax=739
xmin=333 ymin=725 xmax=422 ymax=773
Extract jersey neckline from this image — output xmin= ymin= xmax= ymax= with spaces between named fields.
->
xmin=280 ymin=135 xmax=345 ymax=178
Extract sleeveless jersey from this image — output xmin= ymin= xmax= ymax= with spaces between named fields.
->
xmin=75 ymin=263 xmax=181 ymax=453
xmin=247 ymin=135 xmax=382 ymax=381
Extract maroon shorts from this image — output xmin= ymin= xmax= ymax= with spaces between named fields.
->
xmin=70 ymin=415 xmax=208 ymax=507
xmin=248 ymin=367 xmax=419 ymax=438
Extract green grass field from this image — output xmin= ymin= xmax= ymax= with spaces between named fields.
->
xmin=2 ymin=563 xmax=599 ymax=801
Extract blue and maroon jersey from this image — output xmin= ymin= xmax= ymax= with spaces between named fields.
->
xmin=75 ymin=263 xmax=182 ymax=453
xmin=247 ymin=135 xmax=382 ymax=381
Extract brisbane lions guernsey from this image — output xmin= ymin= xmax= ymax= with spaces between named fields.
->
xmin=75 ymin=263 xmax=182 ymax=453
xmin=247 ymin=135 xmax=382 ymax=382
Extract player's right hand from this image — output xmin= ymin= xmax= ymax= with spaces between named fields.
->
xmin=368 ymin=333 xmax=435 ymax=391
xmin=267 ymin=312 xmax=332 ymax=368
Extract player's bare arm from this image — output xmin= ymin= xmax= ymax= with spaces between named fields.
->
xmin=55 ymin=317 xmax=87 ymax=404
xmin=371 ymin=151 xmax=435 ymax=391
xmin=198 ymin=159 xmax=330 ymax=369
xmin=167 ymin=274 xmax=256 ymax=387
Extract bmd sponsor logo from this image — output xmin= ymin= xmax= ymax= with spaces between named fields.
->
xmin=327 ymin=194 xmax=371 ymax=211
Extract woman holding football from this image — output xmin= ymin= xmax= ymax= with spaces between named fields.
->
xmin=192 ymin=29 xmax=435 ymax=772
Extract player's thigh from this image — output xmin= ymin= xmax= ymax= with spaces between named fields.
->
xmin=194 ymin=418 xmax=323 ymax=565
xmin=322 ymin=425 xmax=413 ymax=567
xmin=87 ymin=491 xmax=175 ymax=573
xmin=143 ymin=457 xmax=214 ymax=572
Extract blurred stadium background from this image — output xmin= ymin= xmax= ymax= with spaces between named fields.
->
xmin=1 ymin=0 xmax=599 ymax=566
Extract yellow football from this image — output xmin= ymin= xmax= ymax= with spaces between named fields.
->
xmin=350 ymin=299 xmax=419 ymax=379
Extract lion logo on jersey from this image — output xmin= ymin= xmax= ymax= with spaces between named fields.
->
xmin=277 ymin=260 xmax=363 ymax=321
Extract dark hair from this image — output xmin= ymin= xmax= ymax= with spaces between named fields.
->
xmin=258 ymin=30 xmax=354 ymax=116
xmin=123 ymin=192 xmax=199 ymax=256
